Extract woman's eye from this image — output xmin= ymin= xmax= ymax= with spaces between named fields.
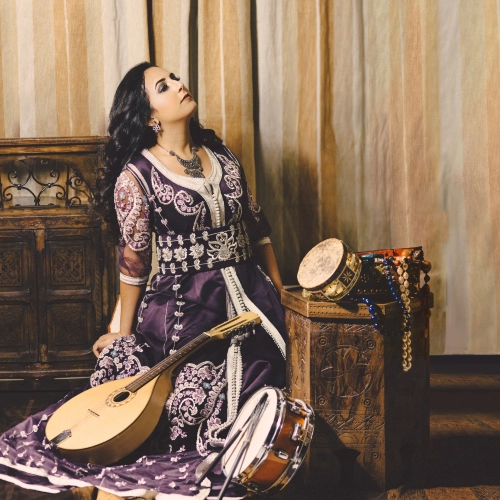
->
xmin=170 ymin=73 xmax=180 ymax=81
xmin=159 ymin=83 xmax=168 ymax=93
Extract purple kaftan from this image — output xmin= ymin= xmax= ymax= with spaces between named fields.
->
xmin=0 ymin=144 xmax=287 ymax=499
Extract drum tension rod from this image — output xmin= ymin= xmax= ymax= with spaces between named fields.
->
xmin=291 ymin=423 xmax=304 ymax=442
xmin=274 ymin=449 xmax=289 ymax=460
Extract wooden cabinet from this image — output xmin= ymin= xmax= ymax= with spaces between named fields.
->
xmin=282 ymin=287 xmax=432 ymax=491
xmin=0 ymin=138 xmax=117 ymax=391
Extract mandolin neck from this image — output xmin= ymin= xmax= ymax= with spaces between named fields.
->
xmin=125 ymin=332 xmax=212 ymax=393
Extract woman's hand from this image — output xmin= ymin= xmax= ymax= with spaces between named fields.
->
xmin=254 ymin=243 xmax=283 ymax=294
xmin=92 ymin=332 xmax=122 ymax=357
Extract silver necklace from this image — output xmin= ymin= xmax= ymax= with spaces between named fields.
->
xmin=157 ymin=143 xmax=204 ymax=178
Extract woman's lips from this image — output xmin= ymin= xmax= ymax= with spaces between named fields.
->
xmin=181 ymin=94 xmax=192 ymax=103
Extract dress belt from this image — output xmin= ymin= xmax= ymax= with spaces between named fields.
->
xmin=156 ymin=222 xmax=253 ymax=275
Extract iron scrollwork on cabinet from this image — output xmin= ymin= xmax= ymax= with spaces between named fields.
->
xmin=0 ymin=138 xmax=117 ymax=391
xmin=0 ymin=156 xmax=93 ymax=209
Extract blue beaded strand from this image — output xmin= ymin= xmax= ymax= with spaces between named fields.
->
xmin=351 ymin=256 xmax=412 ymax=338
xmin=351 ymin=295 xmax=387 ymax=335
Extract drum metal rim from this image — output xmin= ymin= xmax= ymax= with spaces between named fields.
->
xmin=223 ymin=387 xmax=286 ymax=483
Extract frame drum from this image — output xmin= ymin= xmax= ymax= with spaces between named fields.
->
xmin=297 ymin=238 xmax=362 ymax=301
xmin=222 ymin=387 xmax=314 ymax=495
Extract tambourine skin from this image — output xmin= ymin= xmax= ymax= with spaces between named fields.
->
xmin=224 ymin=388 xmax=315 ymax=496
xmin=298 ymin=239 xmax=362 ymax=302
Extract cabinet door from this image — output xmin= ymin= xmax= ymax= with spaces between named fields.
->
xmin=40 ymin=226 xmax=102 ymax=362
xmin=0 ymin=230 xmax=37 ymax=362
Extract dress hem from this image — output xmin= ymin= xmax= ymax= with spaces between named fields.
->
xmin=0 ymin=457 xmax=214 ymax=499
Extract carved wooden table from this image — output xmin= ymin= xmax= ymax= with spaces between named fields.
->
xmin=282 ymin=287 xmax=432 ymax=491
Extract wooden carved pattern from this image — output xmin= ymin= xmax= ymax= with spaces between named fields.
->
xmin=50 ymin=246 xmax=85 ymax=285
xmin=322 ymin=412 xmax=384 ymax=433
xmin=49 ymin=303 xmax=90 ymax=347
xmin=0 ymin=249 xmax=22 ymax=286
xmin=0 ymin=304 xmax=24 ymax=347
xmin=314 ymin=322 xmax=377 ymax=403
xmin=311 ymin=319 xmax=388 ymax=476
xmin=92 ymin=230 xmax=102 ymax=327
xmin=318 ymin=412 xmax=383 ymax=453
xmin=319 ymin=345 xmax=373 ymax=399
xmin=94 ymin=268 xmax=102 ymax=327
xmin=285 ymin=309 xmax=311 ymax=401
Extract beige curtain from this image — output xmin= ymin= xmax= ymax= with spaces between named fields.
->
xmin=2 ymin=0 xmax=500 ymax=355
xmin=0 ymin=0 xmax=149 ymax=137
xmin=252 ymin=0 xmax=500 ymax=355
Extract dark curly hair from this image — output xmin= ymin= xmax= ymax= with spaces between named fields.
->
xmin=96 ymin=61 xmax=222 ymax=241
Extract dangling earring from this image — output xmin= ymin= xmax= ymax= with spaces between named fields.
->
xmin=152 ymin=121 xmax=161 ymax=133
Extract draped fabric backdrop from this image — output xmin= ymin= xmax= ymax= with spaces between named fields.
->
xmin=1 ymin=0 xmax=499 ymax=355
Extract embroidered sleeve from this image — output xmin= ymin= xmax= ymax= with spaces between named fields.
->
xmin=114 ymin=170 xmax=152 ymax=283
xmin=244 ymin=184 xmax=272 ymax=246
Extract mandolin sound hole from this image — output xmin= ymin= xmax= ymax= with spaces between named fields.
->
xmin=113 ymin=391 xmax=131 ymax=403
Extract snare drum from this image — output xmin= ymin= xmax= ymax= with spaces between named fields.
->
xmin=297 ymin=238 xmax=362 ymax=301
xmin=222 ymin=387 xmax=314 ymax=495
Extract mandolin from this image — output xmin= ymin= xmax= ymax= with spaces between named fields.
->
xmin=45 ymin=312 xmax=260 ymax=465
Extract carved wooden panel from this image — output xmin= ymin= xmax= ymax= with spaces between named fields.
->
xmin=41 ymin=228 xmax=100 ymax=362
xmin=47 ymin=302 xmax=94 ymax=354
xmin=46 ymin=241 xmax=89 ymax=290
xmin=0 ymin=304 xmax=29 ymax=350
xmin=0 ymin=240 xmax=30 ymax=291
xmin=0 ymin=248 xmax=22 ymax=286
xmin=50 ymin=246 xmax=85 ymax=285
xmin=0 ymin=231 xmax=37 ymax=362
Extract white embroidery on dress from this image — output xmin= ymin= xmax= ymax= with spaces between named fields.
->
xmin=207 ymin=231 xmax=238 ymax=262
xmin=216 ymin=152 xmax=243 ymax=225
xmin=247 ymin=185 xmax=263 ymax=222
xmin=152 ymin=167 xmax=175 ymax=204
xmin=165 ymin=361 xmax=227 ymax=456
xmin=114 ymin=172 xmax=151 ymax=252
xmin=157 ymin=223 xmax=251 ymax=274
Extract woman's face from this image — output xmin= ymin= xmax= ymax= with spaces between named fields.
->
xmin=144 ymin=66 xmax=197 ymax=127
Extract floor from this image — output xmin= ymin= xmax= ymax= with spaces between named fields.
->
xmin=1 ymin=356 xmax=499 ymax=500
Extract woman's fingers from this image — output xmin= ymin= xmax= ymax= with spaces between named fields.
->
xmin=92 ymin=333 xmax=120 ymax=357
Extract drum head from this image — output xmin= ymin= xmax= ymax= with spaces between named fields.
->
xmin=297 ymin=238 xmax=345 ymax=291
xmin=223 ymin=387 xmax=279 ymax=476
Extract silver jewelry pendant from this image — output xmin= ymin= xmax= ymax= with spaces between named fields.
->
xmin=158 ymin=144 xmax=205 ymax=178
xmin=152 ymin=123 xmax=161 ymax=133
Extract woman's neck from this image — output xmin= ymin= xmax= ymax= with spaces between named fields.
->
xmin=156 ymin=122 xmax=194 ymax=156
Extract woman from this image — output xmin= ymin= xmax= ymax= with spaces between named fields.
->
xmin=0 ymin=62 xmax=286 ymax=499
